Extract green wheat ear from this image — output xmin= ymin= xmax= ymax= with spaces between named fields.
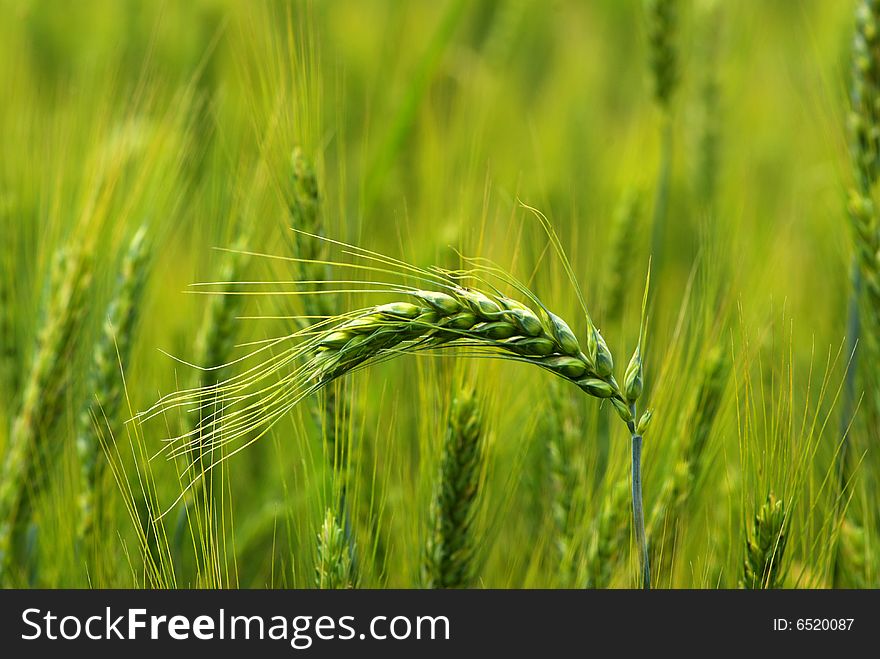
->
xmin=289 ymin=146 xmax=357 ymax=579
xmin=315 ymin=507 xmax=354 ymax=589
xmin=0 ymin=243 xmax=93 ymax=581
xmin=838 ymin=0 xmax=880 ymax=588
xmin=190 ymin=231 xmax=249 ymax=483
xmin=288 ymin=147 xmax=345 ymax=458
xmin=646 ymin=0 xmax=680 ymax=110
xmin=76 ymin=226 xmax=151 ymax=550
xmin=424 ymin=385 xmax=485 ymax=589
xmin=583 ymin=480 xmax=631 ymax=589
xmin=742 ymin=492 xmax=788 ymax=589
xmin=604 ymin=189 xmax=643 ymax=323
xmin=144 ymin=227 xmax=655 ymax=587
xmin=546 ymin=378 xmax=580 ymax=582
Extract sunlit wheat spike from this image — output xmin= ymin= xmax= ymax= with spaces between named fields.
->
xmin=315 ymin=507 xmax=354 ymax=589
xmin=424 ymin=385 xmax=485 ymax=588
xmin=77 ymin=226 xmax=151 ymax=547
xmin=0 ymin=244 xmax=93 ymax=578
xmin=742 ymin=492 xmax=788 ymax=589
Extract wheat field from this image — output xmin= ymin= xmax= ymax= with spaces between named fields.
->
xmin=0 ymin=0 xmax=876 ymax=589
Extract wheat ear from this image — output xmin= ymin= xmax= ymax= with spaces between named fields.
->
xmin=645 ymin=0 xmax=680 ymax=269
xmin=836 ymin=0 xmax=880 ymax=588
xmin=0 ymin=245 xmax=92 ymax=579
xmin=315 ymin=507 xmax=354 ymax=589
xmin=76 ymin=226 xmax=151 ymax=548
xmin=742 ymin=493 xmax=788 ymax=589
xmin=144 ymin=233 xmax=655 ymax=587
xmin=424 ymin=385 xmax=485 ymax=588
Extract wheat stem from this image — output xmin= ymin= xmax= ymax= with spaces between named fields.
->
xmin=628 ymin=409 xmax=650 ymax=589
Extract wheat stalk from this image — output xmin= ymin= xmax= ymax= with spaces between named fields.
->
xmin=424 ymin=385 xmax=485 ymax=588
xmin=843 ymin=0 xmax=880 ymax=452
xmin=288 ymin=147 xmax=357 ymax=579
xmin=0 ymin=245 xmax=92 ymax=579
xmin=288 ymin=147 xmax=348 ymax=467
xmin=836 ymin=0 xmax=880 ymax=589
xmin=76 ymin=226 xmax=151 ymax=549
xmin=843 ymin=0 xmax=880 ymax=460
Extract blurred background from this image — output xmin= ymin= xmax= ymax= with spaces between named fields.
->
xmin=0 ymin=0 xmax=873 ymax=588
